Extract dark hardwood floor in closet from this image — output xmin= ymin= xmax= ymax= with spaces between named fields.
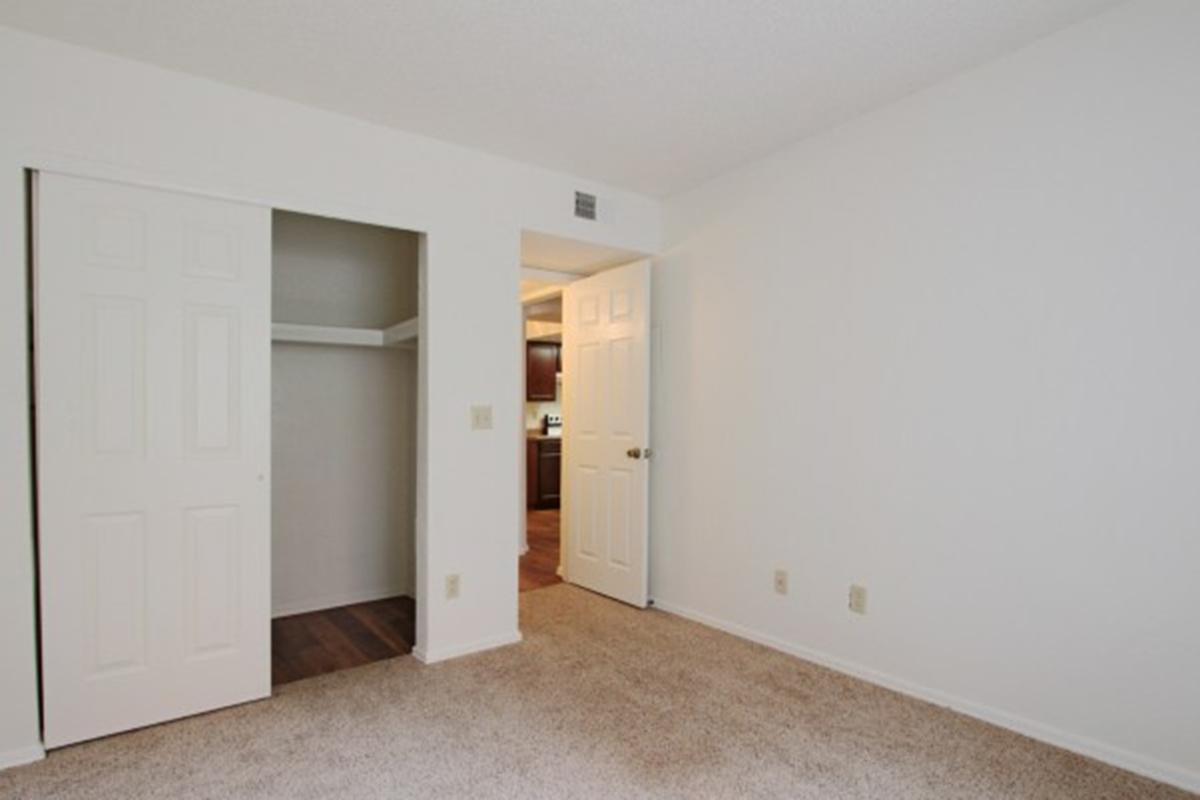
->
xmin=274 ymin=510 xmax=558 ymax=685
xmin=521 ymin=509 xmax=562 ymax=592
xmin=272 ymin=596 xmax=415 ymax=686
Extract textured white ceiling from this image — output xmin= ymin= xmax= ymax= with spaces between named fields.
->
xmin=0 ymin=0 xmax=1122 ymax=196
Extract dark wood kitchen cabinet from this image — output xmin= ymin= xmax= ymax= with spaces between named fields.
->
xmin=526 ymin=437 xmax=561 ymax=509
xmin=526 ymin=341 xmax=560 ymax=401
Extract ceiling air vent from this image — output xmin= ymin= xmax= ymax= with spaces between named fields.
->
xmin=574 ymin=191 xmax=597 ymax=221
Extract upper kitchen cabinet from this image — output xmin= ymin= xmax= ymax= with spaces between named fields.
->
xmin=526 ymin=341 xmax=560 ymax=401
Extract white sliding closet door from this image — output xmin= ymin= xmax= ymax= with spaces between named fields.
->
xmin=35 ymin=172 xmax=271 ymax=748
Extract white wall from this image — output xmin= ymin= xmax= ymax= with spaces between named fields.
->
xmin=272 ymin=345 xmax=417 ymax=615
xmin=652 ymin=0 xmax=1200 ymax=792
xmin=0 ymin=26 xmax=659 ymax=767
xmin=273 ymin=211 xmax=420 ymax=328
xmin=272 ymin=212 xmax=418 ymax=616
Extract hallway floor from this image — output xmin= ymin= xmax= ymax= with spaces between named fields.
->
xmin=520 ymin=508 xmax=561 ymax=592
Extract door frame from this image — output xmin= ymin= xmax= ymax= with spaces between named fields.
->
xmin=517 ymin=258 xmax=653 ymax=590
xmin=21 ymin=159 xmax=430 ymax=745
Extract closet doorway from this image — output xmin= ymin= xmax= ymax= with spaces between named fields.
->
xmin=34 ymin=171 xmax=425 ymax=746
xmin=270 ymin=210 xmax=420 ymax=685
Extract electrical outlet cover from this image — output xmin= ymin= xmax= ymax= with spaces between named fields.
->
xmin=773 ymin=569 xmax=788 ymax=595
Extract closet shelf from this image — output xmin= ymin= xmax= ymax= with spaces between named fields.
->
xmin=272 ymin=318 xmax=418 ymax=348
xmin=382 ymin=317 xmax=419 ymax=346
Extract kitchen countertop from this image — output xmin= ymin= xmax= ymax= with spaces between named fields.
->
xmin=526 ymin=430 xmax=562 ymax=441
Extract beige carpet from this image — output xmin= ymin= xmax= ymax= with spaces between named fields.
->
xmin=1 ymin=584 xmax=1192 ymax=799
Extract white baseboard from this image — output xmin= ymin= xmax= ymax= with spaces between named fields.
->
xmin=650 ymin=597 xmax=1200 ymax=795
xmin=0 ymin=743 xmax=45 ymax=772
xmin=413 ymin=630 xmax=523 ymax=664
xmin=272 ymin=585 xmax=412 ymax=618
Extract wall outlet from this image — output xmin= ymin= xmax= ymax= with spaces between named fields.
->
xmin=470 ymin=404 xmax=493 ymax=431
xmin=445 ymin=574 xmax=461 ymax=600
xmin=773 ymin=569 xmax=788 ymax=595
xmin=849 ymin=584 xmax=868 ymax=615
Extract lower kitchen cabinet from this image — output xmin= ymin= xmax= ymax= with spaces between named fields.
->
xmin=526 ymin=437 xmax=561 ymax=509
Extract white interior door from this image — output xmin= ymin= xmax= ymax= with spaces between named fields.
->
xmin=562 ymin=260 xmax=651 ymax=607
xmin=35 ymin=172 xmax=271 ymax=748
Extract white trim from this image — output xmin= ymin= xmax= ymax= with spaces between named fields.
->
xmin=0 ymin=744 xmax=45 ymax=772
xmin=272 ymin=587 xmax=413 ymax=619
xmin=412 ymin=630 xmax=523 ymax=664
xmin=650 ymin=598 xmax=1200 ymax=795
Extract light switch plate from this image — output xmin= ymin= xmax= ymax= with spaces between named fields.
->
xmin=849 ymin=584 xmax=868 ymax=615
xmin=445 ymin=574 xmax=461 ymax=599
xmin=470 ymin=404 xmax=493 ymax=431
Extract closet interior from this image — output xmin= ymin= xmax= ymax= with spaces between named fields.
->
xmin=269 ymin=209 xmax=420 ymax=685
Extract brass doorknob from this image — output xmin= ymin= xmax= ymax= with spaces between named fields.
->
xmin=626 ymin=447 xmax=642 ymax=459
